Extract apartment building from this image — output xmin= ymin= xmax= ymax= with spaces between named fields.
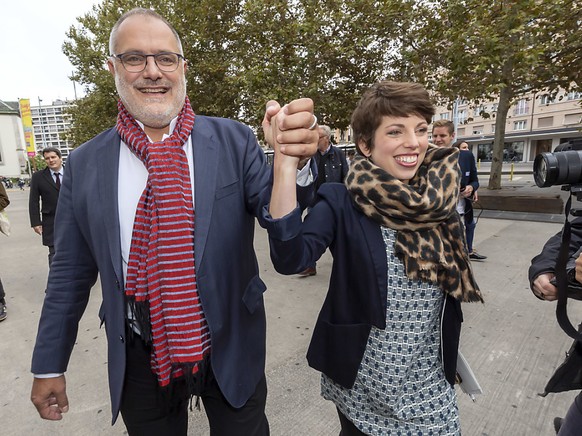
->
xmin=432 ymin=90 xmax=582 ymax=163
xmin=0 ymin=100 xmax=28 ymax=177
xmin=31 ymin=99 xmax=74 ymax=161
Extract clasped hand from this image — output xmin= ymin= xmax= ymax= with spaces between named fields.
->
xmin=261 ymin=98 xmax=318 ymax=167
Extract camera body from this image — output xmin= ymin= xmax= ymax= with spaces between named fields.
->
xmin=534 ymin=140 xmax=582 ymax=297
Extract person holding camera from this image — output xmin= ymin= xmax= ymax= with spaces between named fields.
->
xmin=529 ymin=217 xmax=582 ymax=434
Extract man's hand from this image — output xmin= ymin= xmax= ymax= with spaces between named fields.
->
xmin=532 ymin=272 xmax=558 ymax=301
xmin=262 ymin=98 xmax=318 ymax=160
xmin=31 ymin=376 xmax=69 ymax=420
xmin=575 ymin=253 xmax=582 ymax=284
xmin=461 ymin=185 xmax=474 ymax=198
xmin=33 ymin=225 xmax=43 ymax=235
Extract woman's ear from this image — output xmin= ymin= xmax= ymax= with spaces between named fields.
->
xmin=358 ymin=140 xmax=371 ymax=158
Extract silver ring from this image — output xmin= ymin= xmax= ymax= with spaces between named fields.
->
xmin=308 ymin=115 xmax=318 ymax=130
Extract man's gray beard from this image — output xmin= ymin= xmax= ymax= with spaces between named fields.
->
xmin=115 ymin=74 xmax=187 ymax=128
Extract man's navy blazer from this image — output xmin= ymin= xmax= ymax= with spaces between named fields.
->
xmin=31 ymin=116 xmax=301 ymax=422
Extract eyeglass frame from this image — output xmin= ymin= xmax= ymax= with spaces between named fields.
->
xmin=111 ymin=52 xmax=186 ymax=73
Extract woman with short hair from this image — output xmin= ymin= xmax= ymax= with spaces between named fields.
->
xmin=266 ymin=81 xmax=482 ymax=435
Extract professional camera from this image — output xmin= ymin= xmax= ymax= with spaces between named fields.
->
xmin=534 ymin=140 xmax=582 ymax=300
xmin=534 ymin=139 xmax=582 ymax=188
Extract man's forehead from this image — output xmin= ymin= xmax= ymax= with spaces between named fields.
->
xmin=115 ymin=15 xmax=178 ymax=50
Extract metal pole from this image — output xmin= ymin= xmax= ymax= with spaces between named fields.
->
xmin=37 ymin=97 xmax=46 ymax=151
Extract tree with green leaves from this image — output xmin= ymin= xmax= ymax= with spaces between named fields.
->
xmin=397 ymin=0 xmax=581 ymax=189
xmin=62 ymin=0 xmax=409 ymax=146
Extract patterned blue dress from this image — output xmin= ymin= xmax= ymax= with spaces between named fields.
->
xmin=321 ymin=228 xmax=460 ymax=435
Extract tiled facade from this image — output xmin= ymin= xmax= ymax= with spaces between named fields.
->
xmin=432 ymin=90 xmax=582 ymax=163
xmin=31 ymin=99 xmax=74 ymax=161
xmin=331 ymin=90 xmax=582 ymax=164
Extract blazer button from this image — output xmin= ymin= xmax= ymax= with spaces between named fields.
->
xmin=120 ymin=335 xmax=124 ymax=343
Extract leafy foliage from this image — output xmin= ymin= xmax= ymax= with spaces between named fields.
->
xmin=62 ymin=0 xmax=580 ymax=191
xmin=395 ymin=0 xmax=581 ymax=188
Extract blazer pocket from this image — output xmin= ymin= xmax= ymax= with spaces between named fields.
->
xmin=215 ymin=181 xmax=239 ymax=200
xmin=242 ymin=275 xmax=267 ymax=314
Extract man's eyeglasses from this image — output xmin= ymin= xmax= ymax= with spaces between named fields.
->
xmin=112 ymin=52 xmax=185 ymax=73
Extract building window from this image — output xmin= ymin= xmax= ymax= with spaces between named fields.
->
xmin=491 ymin=103 xmax=498 ymax=112
xmin=540 ymin=94 xmax=553 ymax=105
xmin=457 ymin=109 xmax=467 ymax=124
xmin=564 ymin=113 xmax=582 ymax=125
xmin=477 ymin=143 xmax=493 ymax=161
xmin=491 ymin=124 xmax=496 ymax=133
xmin=514 ymin=120 xmax=527 ymax=130
xmin=538 ymin=116 xmax=554 ymax=128
xmin=472 ymin=125 xmax=484 ymax=135
xmin=439 ymin=112 xmax=450 ymax=120
xmin=567 ymin=91 xmax=582 ymax=100
xmin=473 ymin=105 xmax=485 ymax=118
xmin=504 ymin=141 xmax=524 ymax=162
xmin=514 ymin=99 xmax=529 ymax=116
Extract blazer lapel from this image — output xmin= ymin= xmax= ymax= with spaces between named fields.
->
xmin=192 ymin=120 xmax=219 ymax=269
xmin=43 ymin=168 xmax=57 ymax=190
xmin=96 ymin=129 xmax=123 ymax=283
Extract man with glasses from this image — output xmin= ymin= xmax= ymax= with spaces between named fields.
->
xmin=30 ymin=8 xmax=318 ymax=435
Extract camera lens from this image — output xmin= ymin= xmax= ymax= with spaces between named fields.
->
xmin=533 ymin=150 xmax=582 ymax=187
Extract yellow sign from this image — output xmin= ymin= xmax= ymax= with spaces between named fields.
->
xmin=19 ymin=99 xmax=36 ymax=157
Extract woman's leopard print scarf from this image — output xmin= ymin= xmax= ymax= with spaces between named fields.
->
xmin=346 ymin=145 xmax=483 ymax=303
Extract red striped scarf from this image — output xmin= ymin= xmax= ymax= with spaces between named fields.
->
xmin=116 ymin=97 xmax=210 ymax=387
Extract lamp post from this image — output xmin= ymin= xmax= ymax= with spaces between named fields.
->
xmin=37 ymin=97 xmax=47 ymax=151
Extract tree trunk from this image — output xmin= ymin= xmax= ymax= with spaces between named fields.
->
xmin=488 ymin=59 xmax=514 ymax=190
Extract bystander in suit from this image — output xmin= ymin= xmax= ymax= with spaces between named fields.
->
xmin=29 ymin=8 xmax=318 ymax=436
xmin=298 ymin=125 xmax=349 ymax=277
xmin=29 ymin=147 xmax=63 ymax=265
xmin=432 ymin=120 xmax=486 ymax=260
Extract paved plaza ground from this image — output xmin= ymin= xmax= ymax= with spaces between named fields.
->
xmin=1 ymin=177 xmax=582 ymax=435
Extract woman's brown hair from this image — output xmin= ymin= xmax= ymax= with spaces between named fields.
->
xmin=351 ymin=81 xmax=435 ymax=155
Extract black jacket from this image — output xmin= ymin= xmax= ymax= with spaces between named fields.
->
xmin=29 ymin=167 xmax=61 ymax=247
xmin=529 ymin=216 xmax=582 ymax=284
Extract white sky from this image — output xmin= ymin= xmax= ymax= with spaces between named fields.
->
xmin=0 ymin=0 xmax=102 ymax=104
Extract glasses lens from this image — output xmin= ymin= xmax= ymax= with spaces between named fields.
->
xmin=119 ymin=54 xmax=146 ymax=72
xmin=117 ymin=53 xmax=181 ymax=72
xmin=155 ymin=53 xmax=180 ymax=71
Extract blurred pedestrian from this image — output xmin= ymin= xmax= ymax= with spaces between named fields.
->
xmin=432 ymin=120 xmax=486 ymax=261
xmin=0 ymin=181 xmax=9 ymax=321
xmin=267 ymin=80 xmax=482 ymax=434
xmin=28 ymin=147 xmax=63 ymax=266
xmin=297 ymin=125 xmax=348 ymax=277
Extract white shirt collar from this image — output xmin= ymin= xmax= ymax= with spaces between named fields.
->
xmin=135 ymin=116 xmax=179 ymax=142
